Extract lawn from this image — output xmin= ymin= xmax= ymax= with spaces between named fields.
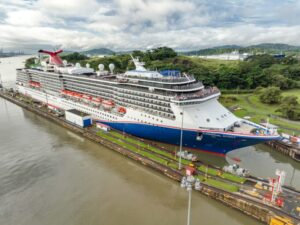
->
xmin=196 ymin=175 xmax=240 ymax=192
xmin=97 ymin=131 xmax=179 ymax=169
xmin=198 ymin=165 xmax=246 ymax=184
xmin=220 ymin=91 xmax=300 ymax=135
xmin=282 ymin=89 xmax=300 ymax=101
xmin=109 ymin=130 xmax=192 ymax=165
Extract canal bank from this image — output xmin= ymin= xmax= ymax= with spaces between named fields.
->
xmin=1 ymin=89 xmax=299 ymax=225
xmin=265 ymin=141 xmax=300 ymax=162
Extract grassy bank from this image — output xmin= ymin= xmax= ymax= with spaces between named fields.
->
xmin=220 ymin=89 xmax=300 ymax=135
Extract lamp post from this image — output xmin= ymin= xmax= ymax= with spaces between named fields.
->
xmin=178 ymin=111 xmax=184 ymax=170
xmin=181 ymin=168 xmax=201 ymax=225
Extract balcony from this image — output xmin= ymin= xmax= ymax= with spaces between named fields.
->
xmin=172 ymin=87 xmax=220 ymax=104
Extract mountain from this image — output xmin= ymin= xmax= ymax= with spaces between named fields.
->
xmin=82 ymin=48 xmax=115 ymax=56
xmin=183 ymin=43 xmax=300 ymax=56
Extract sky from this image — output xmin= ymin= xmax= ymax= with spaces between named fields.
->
xmin=0 ymin=0 xmax=300 ymax=52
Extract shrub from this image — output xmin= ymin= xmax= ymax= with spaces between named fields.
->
xmin=259 ymin=87 xmax=282 ymax=104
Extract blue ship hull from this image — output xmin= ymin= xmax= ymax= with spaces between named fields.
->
xmin=98 ymin=121 xmax=281 ymax=155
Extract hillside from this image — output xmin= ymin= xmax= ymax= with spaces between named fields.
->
xmin=82 ymin=48 xmax=115 ymax=56
xmin=183 ymin=43 xmax=300 ymax=56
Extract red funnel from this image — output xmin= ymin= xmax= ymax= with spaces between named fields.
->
xmin=39 ymin=49 xmax=63 ymax=65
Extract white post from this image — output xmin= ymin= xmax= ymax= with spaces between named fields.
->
xmin=178 ymin=111 xmax=184 ymax=170
xmin=187 ymin=186 xmax=192 ymax=225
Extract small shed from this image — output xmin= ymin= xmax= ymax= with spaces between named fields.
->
xmin=65 ymin=109 xmax=92 ymax=128
xmin=96 ymin=122 xmax=110 ymax=132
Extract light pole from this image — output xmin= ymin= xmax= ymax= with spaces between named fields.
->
xmin=178 ymin=111 xmax=184 ymax=170
xmin=181 ymin=170 xmax=201 ymax=225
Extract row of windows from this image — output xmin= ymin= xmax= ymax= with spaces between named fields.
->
xmin=64 ymin=100 xmax=120 ymax=121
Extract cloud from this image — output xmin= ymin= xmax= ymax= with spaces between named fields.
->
xmin=0 ymin=0 xmax=300 ymax=52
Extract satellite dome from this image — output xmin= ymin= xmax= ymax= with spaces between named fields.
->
xmin=109 ymin=63 xmax=115 ymax=73
xmin=75 ymin=62 xmax=81 ymax=68
xmin=63 ymin=60 xmax=68 ymax=65
xmin=98 ymin=64 xmax=104 ymax=71
xmin=86 ymin=63 xmax=90 ymax=68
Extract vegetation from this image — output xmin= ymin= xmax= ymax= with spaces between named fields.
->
xmin=25 ymin=57 xmax=36 ymax=68
xmin=259 ymin=87 xmax=282 ymax=104
xmin=220 ymin=89 xmax=300 ymax=135
xmin=196 ymin=175 xmax=239 ymax=192
xmin=61 ymin=52 xmax=89 ymax=62
xmin=276 ymin=95 xmax=300 ymax=120
xmin=183 ymin=43 xmax=300 ymax=56
xmin=198 ymin=165 xmax=246 ymax=184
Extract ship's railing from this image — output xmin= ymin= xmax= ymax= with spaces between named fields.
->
xmin=173 ymin=87 xmax=220 ymax=101
xmin=125 ymin=79 xmax=203 ymax=92
xmin=171 ymin=82 xmax=203 ymax=90
xmin=125 ymin=74 xmax=195 ymax=83
xmin=120 ymin=85 xmax=172 ymax=97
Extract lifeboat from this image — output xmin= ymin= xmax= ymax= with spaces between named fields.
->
xmin=91 ymin=97 xmax=102 ymax=105
xmin=61 ymin=90 xmax=82 ymax=99
xmin=102 ymin=100 xmax=115 ymax=109
xmin=118 ymin=107 xmax=126 ymax=114
xmin=29 ymin=81 xmax=41 ymax=88
xmin=82 ymin=94 xmax=92 ymax=102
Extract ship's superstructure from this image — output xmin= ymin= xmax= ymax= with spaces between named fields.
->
xmin=16 ymin=50 xmax=280 ymax=154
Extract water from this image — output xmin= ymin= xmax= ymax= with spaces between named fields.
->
xmin=0 ymin=56 xmax=299 ymax=225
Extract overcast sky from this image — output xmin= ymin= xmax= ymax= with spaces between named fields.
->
xmin=1 ymin=0 xmax=300 ymax=52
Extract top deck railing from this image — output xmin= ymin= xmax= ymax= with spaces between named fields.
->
xmin=173 ymin=87 xmax=220 ymax=101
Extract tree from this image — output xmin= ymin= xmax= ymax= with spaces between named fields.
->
xmin=148 ymin=47 xmax=177 ymax=60
xmin=259 ymin=87 xmax=282 ymax=104
xmin=25 ymin=57 xmax=36 ymax=68
xmin=61 ymin=52 xmax=89 ymax=62
xmin=247 ymin=54 xmax=276 ymax=69
xmin=276 ymin=95 xmax=300 ymax=120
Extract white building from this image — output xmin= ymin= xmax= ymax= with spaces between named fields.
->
xmin=198 ymin=51 xmax=250 ymax=61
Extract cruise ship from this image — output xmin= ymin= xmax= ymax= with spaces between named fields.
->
xmin=16 ymin=50 xmax=280 ymax=155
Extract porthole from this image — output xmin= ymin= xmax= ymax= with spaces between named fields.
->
xmin=206 ymin=118 xmax=210 ymax=122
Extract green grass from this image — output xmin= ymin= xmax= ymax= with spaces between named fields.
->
xmin=282 ymin=89 xmax=300 ymax=101
xmin=220 ymin=92 xmax=300 ymax=135
xmin=198 ymin=165 xmax=246 ymax=184
xmin=96 ymin=131 xmax=178 ymax=169
xmin=109 ymin=130 xmax=192 ymax=165
xmin=196 ymin=175 xmax=240 ymax=192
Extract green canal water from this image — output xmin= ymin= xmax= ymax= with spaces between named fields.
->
xmin=0 ymin=56 xmax=299 ymax=225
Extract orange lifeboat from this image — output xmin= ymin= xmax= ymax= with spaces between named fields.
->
xmin=92 ymin=97 xmax=102 ymax=105
xmin=82 ymin=94 xmax=92 ymax=102
xmin=118 ymin=107 xmax=126 ymax=114
xmin=29 ymin=81 xmax=41 ymax=88
xmin=102 ymin=100 xmax=115 ymax=109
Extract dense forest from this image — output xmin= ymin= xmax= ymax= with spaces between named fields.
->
xmin=183 ymin=43 xmax=300 ymax=55
xmin=60 ymin=47 xmax=300 ymax=91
